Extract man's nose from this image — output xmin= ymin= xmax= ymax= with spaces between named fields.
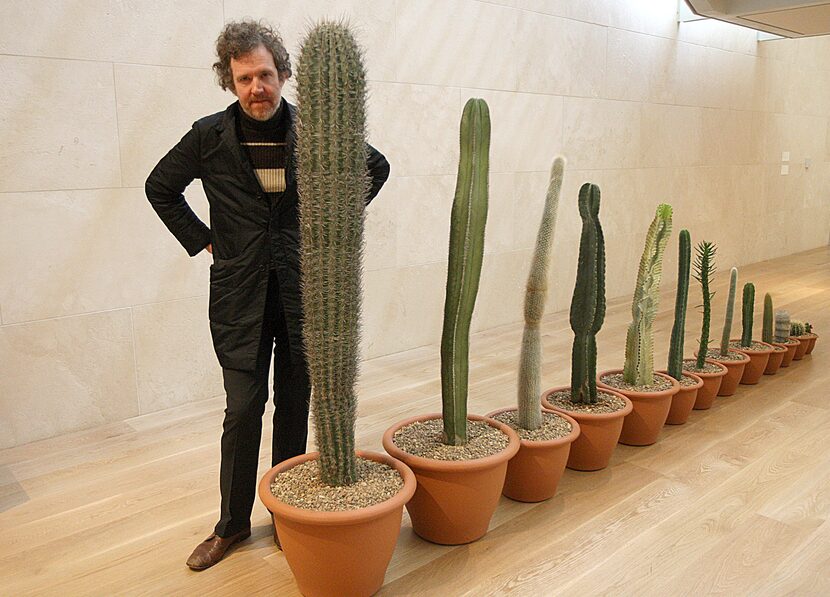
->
xmin=252 ymin=78 xmax=263 ymax=94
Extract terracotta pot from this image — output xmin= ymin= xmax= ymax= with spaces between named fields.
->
xmin=804 ymin=333 xmax=818 ymax=355
xmin=683 ymin=358 xmax=727 ymax=410
xmin=731 ymin=339 xmax=774 ymax=385
xmin=258 ymin=450 xmax=416 ymax=597
xmin=764 ymin=345 xmax=788 ymax=375
xmin=658 ymin=370 xmax=703 ymax=425
xmin=791 ymin=336 xmax=809 ymax=360
xmin=596 ymin=370 xmax=680 ymax=447
xmin=382 ymin=413 xmax=519 ymax=545
xmin=779 ymin=340 xmax=799 ymax=367
xmin=484 ymin=407 xmax=580 ymax=503
xmin=700 ymin=350 xmax=750 ymax=396
xmin=542 ymin=386 xmax=632 ymax=472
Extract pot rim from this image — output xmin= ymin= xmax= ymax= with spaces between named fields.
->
xmin=541 ymin=385 xmax=634 ymax=420
xmin=258 ymin=449 xmax=416 ymax=525
xmin=695 ymin=348 xmax=751 ymax=363
xmin=681 ymin=357 xmax=728 ymax=378
xmin=484 ymin=406 xmax=581 ymax=449
xmin=596 ymin=369 xmax=681 ymax=398
xmin=657 ymin=369 xmax=704 ymax=390
xmin=729 ymin=338 xmax=775 ymax=355
xmin=381 ymin=413 xmax=520 ymax=472
xmin=769 ymin=342 xmax=789 ymax=352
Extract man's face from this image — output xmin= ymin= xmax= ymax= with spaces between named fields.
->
xmin=230 ymin=44 xmax=288 ymax=121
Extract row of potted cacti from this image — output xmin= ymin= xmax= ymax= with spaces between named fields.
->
xmin=252 ymin=23 xmax=819 ymax=597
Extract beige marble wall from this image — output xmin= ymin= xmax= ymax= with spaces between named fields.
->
xmin=1 ymin=0 xmax=828 ymax=447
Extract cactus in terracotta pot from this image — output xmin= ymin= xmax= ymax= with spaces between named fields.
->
xmin=805 ymin=322 xmax=813 ymax=334
xmin=774 ymin=310 xmax=790 ymax=343
xmin=570 ymin=183 xmax=606 ymax=404
xmin=440 ymin=98 xmax=490 ymax=446
xmin=516 ymin=157 xmax=565 ymax=430
xmin=622 ymin=204 xmax=673 ymax=386
xmin=791 ymin=320 xmax=806 ymax=337
xmin=667 ymin=230 xmax=691 ymax=381
xmin=693 ymin=241 xmax=717 ymax=369
xmin=762 ymin=293 xmax=774 ymax=344
xmin=741 ymin=282 xmax=755 ymax=347
xmin=719 ymin=268 xmax=738 ymax=356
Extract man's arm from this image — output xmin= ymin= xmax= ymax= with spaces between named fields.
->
xmin=365 ymin=143 xmax=390 ymax=206
xmin=145 ymin=124 xmax=211 ymax=256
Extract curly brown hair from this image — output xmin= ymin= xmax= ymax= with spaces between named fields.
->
xmin=213 ymin=20 xmax=292 ymax=91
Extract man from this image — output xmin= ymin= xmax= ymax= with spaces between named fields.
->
xmin=145 ymin=20 xmax=390 ymax=571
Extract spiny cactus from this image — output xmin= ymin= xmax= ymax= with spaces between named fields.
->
xmin=571 ymin=183 xmax=606 ymax=404
xmin=693 ymin=241 xmax=717 ymax=369
xmin=762 ymin=293 xmax=774 ymax=344
xmin=296 ymin=21 xmax=368 ymax=485
xmin=667 ymin=230 xmax=691 ymax=381
xmin=741 ymin=282 xmax=755 ymax=346
xmin=805 ymin=322 xmax=813 ymax=334
xmin=441 ymin=98 xmax=490 ymax=446
xmin=623 ymin=204 xmax=673 ymax=386
xmin=774 ymin=310 xmax=790 ymax=343
xmin=719 ymin=268 xmax=738 ymax=356
xmin=791 ymin=320 xmax=806 ymax=337
xmin=517 ymin=157 xmax=565 ymax=430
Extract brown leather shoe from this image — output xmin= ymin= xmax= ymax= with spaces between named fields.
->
xmin=186 ymin=527 xmax=251 ymax=570
xmin=271 ymin=513 xmax=281 ymax=550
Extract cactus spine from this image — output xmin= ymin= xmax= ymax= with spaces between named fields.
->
xmin=762 ymin=293 xmax=774 ymax=344
xmin=693 ymin=241 xmax=717 ymax=369
xmin=791 ymin=320 xmax=806 ymax=337
xmin=441 ymin=98 xmax=490 ymax=446
xmin=775 ymin=310 xmax=790 ymax=343
xmin=517 ymin=157 xmax=565 ymax=430
xmin=741 ymin=283 xmax=755 ymax=346
xmin=623 ymin=204 xmax=673 ymax=386
xmin=570 ymin=183 xmax=606 ymax=404
xmin=719 ymin=268 xmax=738 ymax=356
xmin=667 ymin=230 xmax=691 ymax=381
xmin=296 ymin=21 xmax=368 ymax=485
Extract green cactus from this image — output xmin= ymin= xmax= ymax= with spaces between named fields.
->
xmin=791 ymin=320 xmax=806 ymax=337
xmin=719 ymin=268 xmax=738 ymax=356
xmin=296 ymin=21 xmax=368 ymax=486
xmin=441 ymin=98 xmax=490 ymax=446
xmin=517 ymin=157 xmax=565 ymax=430
xmin=667 ymin=230 xmax=691 ymax=381
xmin=693 ymin=241 xmax=717 ymax=369
xmin=805 ymin=322 xmax=813 ymax=334
xmin=762 ymin=294 xmax=774 ymax=344
xmin=741 ymin=283 xmax=755 ymax=347
xmin=774 ymin=310 xmax=790 ymax=343
xmin=623 ymin=204 xmax=673 ymax=386
xmin=570 ymin=183 xmax=606 ymax=404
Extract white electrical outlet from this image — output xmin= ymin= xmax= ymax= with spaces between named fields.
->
xmin=781 ymin=164 xmax=790 ymax=175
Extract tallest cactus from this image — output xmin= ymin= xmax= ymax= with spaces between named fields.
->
xmin=296 ymin=21 xmax=368 ymax=486
xmin=441 ymin=99 xmax=490 ymax=446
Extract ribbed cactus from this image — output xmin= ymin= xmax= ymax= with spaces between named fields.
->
xmin=719 ymin=268 xmax=738 ymax=356
xmin=667 ymin=230 xmax=691 ymax=381
xmin=570 ymin=183 xmax=606 ymax=404
xmin=805 ymin=322 xmax=813 ymax=334
xmin=517 ymin=157 xmax=565 ymax=430
xmin=693 ymin=241 xmax=717 ymax=369
xmin=762 ymin=293 xmax=774 ymax=344
xmin=623 ymin=204 xmax=673 ymax=386
xmin=296 ymin=21 xmax=368 ymax=485
xmin=741 ymin=283 xmax=755 ymax=346
xmin=441 ymin=98 xmax=490 ymax=446
xmin=791 ymin=320 xmax=806 ymax=337
xmin=775 ymin=310 xmax=790 ymax=343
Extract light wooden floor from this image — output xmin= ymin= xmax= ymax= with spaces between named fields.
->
xmin=2 ymin=247 xmax=829 ymax=596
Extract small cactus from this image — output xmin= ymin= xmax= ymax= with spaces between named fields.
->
xmin=719 ymin=267 xmax=738 ymax=356
xmin=667 ymin=230 xmax=691 ymax=381
xmin=741 ymin=282 xmax=755 ymax=347
xmin=805 ymin=322 xmax=813 ymax=334
xmin=762 ymin=293 xmax=774 ymax=344
xmin=791 ymin=320 xmax=806 ymax=337
xmin=693 ymin=241 xmax=717 ymax=369
xmin=774 ymin=310 xmax=790 ymax=343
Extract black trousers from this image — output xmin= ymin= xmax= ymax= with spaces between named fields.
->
xmin=214 ymin=271 xmax=310 ymax=537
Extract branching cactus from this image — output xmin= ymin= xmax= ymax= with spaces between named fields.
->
xmin=741 ymin=283 xmax=755 ymax=346
xmin=570 ymin=183 xmax=606 ymax=404
xmin=693 ymin=241 xmax=717 ymax=369
xmin=517 ymin=157 xmax=565 ymax=430
xmin=775 ymin=310 xmax=790 ymax=343
xmin=296 ymin=21 xmax=368 ymax=486
xmin=762 ymin=293 xmax=774 ymax=344
xmin=667 ymin=230 xmax=691 ymax=381
xmin=791 ymin=320 xmax=806 ymax=337
xmin=441 ymin=98 xmax=490 ymax=446
xmin=623 ymin=204 xmax=673 ymax=386
xmin=719 ymin=268 xmax=738 ymax=356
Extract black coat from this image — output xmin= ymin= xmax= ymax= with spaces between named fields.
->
xmin=146 ymin=100 xmax=390 ymax=371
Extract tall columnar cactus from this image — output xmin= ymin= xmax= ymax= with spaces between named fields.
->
xmin=791 ymin=320 xmax=806 ymax=337
xmin=517 ymin=157 xmax=565 ymax=430
xmin=741 ymin=283 xmax=755 ymax=346
xmin=570 ymin=183 xmax=606 ymax=404
xmin=775 ymin=310 xmax=790 ymax=343
xmin=623 ymin=204 xmax=673 ymax=386
xmin=296 ymin=21 xmax=368 ymax=486
xmin=693 ymin=241 xmax=717 ymax=369
xmin=667 ymin=230 xmax=691 ymax=381
xmin=441 ymin=98 xmax=490 ymax=446
xmin=762 ymin=293 xmax=774 ymax=344
xmin=719 ymin=268 xmax=738 ymax=356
